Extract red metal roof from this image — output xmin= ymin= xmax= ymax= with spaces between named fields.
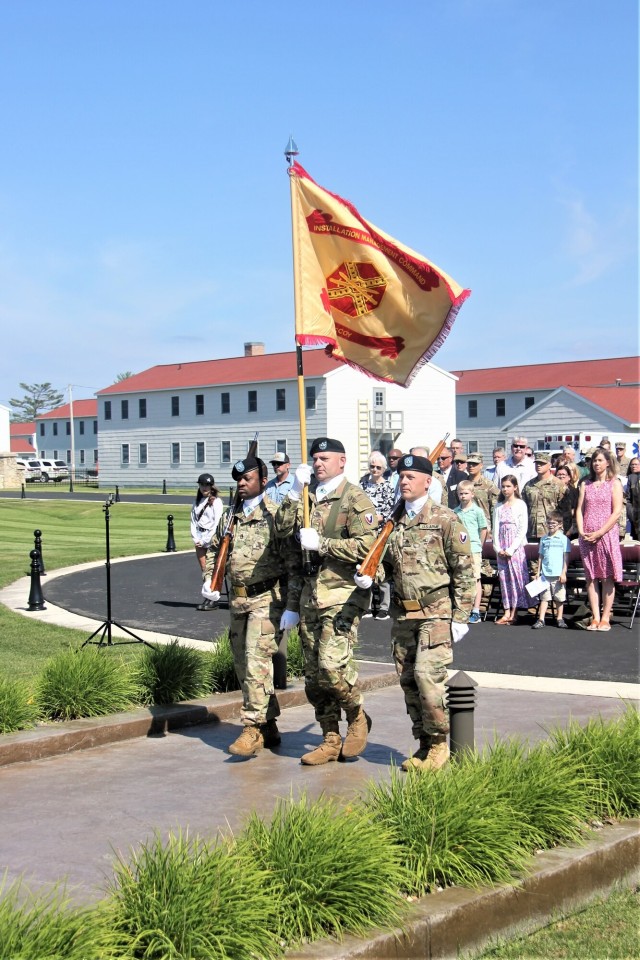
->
xmin=37 ymin=399 xmax=98 ymax=419
xmin=11 ymin=438 xmax=36 ymax=453
xmin=10 ymin=422 xmax=34 ymax=436
xmin=569 ymin=386 xmax=640 ymax=424
xmin=452 ymin=357 xmax=639 ymax=394
xmin=96 ymin=349 xmax=340 ymax=395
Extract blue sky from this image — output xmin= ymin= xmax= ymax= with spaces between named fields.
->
xmin=0 ymin=0 xmax=637 ymax=408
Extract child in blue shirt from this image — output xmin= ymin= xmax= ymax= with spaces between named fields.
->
xmin=455 ymin=480 xmax=488 ymax=623
xmin=533 ymin=510 xmax=571 ymax=629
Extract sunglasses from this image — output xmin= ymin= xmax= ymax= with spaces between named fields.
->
xmin=512 ymin=444 xmax=527 ymax=449
xmin=388 ymin=456 xmax=400 ymax=461
xmin=438 ymin=455 xmax=451 ymax=461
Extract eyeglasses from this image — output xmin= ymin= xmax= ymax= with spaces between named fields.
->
xmin=512 ymin=444 xmax=527 ymax=449
xmin=369 ymin=464 xmax=383 ymax=470
xmin=388 ymin=455 xmax=400 ymax=461
xmin=438 ymin=455 xmax=451 ymax=461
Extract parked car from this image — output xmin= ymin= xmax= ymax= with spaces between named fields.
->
xmin=32 ymin=459 xmax=70 ymax=482
xmin=16 ymin=459 xmax=43 ymax=482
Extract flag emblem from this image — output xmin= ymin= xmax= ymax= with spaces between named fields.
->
xmin=326 ymin=261 xmax=387 ymax=318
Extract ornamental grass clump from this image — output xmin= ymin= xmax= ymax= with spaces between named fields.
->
xmin=548 ymin=704 xmax=640 ymax=820
xmin=108 ymin=830 xmax=281 ymax=960
xmin=0 ymin=873 xmax=115 ymax=960
xmin=205 ymin=630 xmax=240 ymax=693
xmin=239 ymin=793 xmax=408 ymax=945
xmin=285 ymin=626 xmax=304 ymax=679
xmin=460 ymin=737 xmax=593 ymax=850
xmin=0 ymin=676 xmax=40 ymax=733
xmin=364 ymin=763 xmax=532 ymax=896
xmin=135 ymin=640 xmax=209 ymax=705
xmin=37 ymin=648 xmax=139 ymax=721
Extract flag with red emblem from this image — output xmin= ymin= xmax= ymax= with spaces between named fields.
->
xmin=289 ymin=162 xmax=470 ymax=387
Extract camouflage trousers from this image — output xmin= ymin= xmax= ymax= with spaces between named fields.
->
xmin=392 ymin=618 xmax=453 ymax=741
xmin=300 ymin=599 xmax=364 ymax=729
xmin=229 ymin=599 xmax=283 ymax=727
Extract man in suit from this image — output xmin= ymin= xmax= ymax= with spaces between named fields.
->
xmin=436 ymin=446 xmax=469 ymax=509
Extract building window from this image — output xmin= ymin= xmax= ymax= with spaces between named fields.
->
xmin=66 ymin=449 xmax=71 ymax=463
xmin=248 ymin=390 xmax=257 ymax=413
xmin=221 ymin=392 xmax=230 ymax=414
xmin=79 ymin=421 xmax=85 ymax=435
xmin=139 ymin=443 xmax=148 ymax=465
xmin=171 ymin=396 xmax=180 ymax=417
xmin=93 ymin=420 xmax=98 ymax=434
xmin=139 ymin=398 xmax=147 ymax=418
xmin=121 ymin=444 xmax=130 ymax=465
xmin=374 ymin=389 xmax=384 ymax=408
xmin=306 ymin=385 xmax=316 ymax=410
xmin=525 ymin=396 xmax=535 ymax=409
xmin=66 ymin=421 xmax=71 ymax=435
xmin=196 ymin=442 xmax=205 ymax=464
xmin=53 ymin=450 xmax=58 ymax=459
xmin=121 ymin=399 xmax=129 ymax=420
xmin=468 ymin=440 xmax=479 ymax=453
xmin=93 ymin=449 xmax=98 ymax=464
xmin=104 ymin=401 xmax=112 ymax=421
xmin=53 ymin=423 xmax=58 ymax=436
xmin=40 ymin=450 xmax=45 ymax=458
xmin=171 ymin=442 xmax=181 ymax=464
xmin=221 ymin=441 xmax=231 ymax=463
xmin=195 ymin=394 xmax=204 ymax=416
xmin=496 ymin=398 xmax=506 ymax=417
xmin=276 ymin=439 xmax=287 ymax=455
xmin=39 ymin=423 xmax=45 ymax=436
xmin=276 ymin=388 xmax=286 ymax=411
xmin=468 ymin=399 xmax=478 ymax=418
xmin=79 ymin=450 xmax=85 ymax=465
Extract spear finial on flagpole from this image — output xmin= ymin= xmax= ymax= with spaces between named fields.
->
xmin=284 ymin=135 xmax=299 ymax=166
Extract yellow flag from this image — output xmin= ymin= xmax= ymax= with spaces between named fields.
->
xmin=290 ymin=163 xmax=470 ymax=387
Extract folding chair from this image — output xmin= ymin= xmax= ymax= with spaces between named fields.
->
xmin=615 ymin=544 xmax=640 ymax=630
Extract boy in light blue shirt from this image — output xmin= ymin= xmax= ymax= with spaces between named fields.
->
xmin=533 ymin=510 xmax=571 ymax=629
xmin=455 ymin=480 xmax=487 ymax=623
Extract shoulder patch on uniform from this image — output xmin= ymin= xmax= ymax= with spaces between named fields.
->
xmin=364 ymin=512 xmax=374 ymax=526
xmin=459 ymin=531 xmax=468 ymax=544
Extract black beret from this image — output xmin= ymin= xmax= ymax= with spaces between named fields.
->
xmin=309 ymin=437 xmax=345 ymax=456
xmin=231 ymin=456 xmax=268 ymax=481
xmin=397 ymin=454 xmax=433 ymax=475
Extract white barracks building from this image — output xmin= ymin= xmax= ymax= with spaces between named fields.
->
xmin=96 ymin=343 xmax=456 ymax=487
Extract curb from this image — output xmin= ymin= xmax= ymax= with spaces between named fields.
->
xmin=0 ymin=669 xmax=398 ymax=768
xmin=285 ymin=820 xmax=640 ymax=960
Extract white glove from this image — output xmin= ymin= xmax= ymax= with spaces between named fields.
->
xmin=201 ymin=584 xmax=221 ymax=602
xmin=299 ymin=527 xmax=320 ymax=551
xmin=289 ymin=463 xmax=312 ymax=500
xmin=280 ymin=610 xmax=300 ymax=631
xmin=354 ymin=571 xmax=373 ymax=590
xmin=451 ymin=622 xmax=469 ymax=643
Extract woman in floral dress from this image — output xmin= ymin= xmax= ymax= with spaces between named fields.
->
xmin=492 ymin=475 xmax=530 ymax=624
xmin=576 ymin=448 xmax=623 ymax=631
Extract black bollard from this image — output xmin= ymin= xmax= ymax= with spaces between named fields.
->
xmin=165 ymin=514 xmax=177 ymax=552
xmin=21 ymin=483 xmax=26 ymax=499
xmin=33 ymin=529 xmax=46 ymax=575
xmin=27 ymin=549 xmax=47 ymax=611
xmin=162 ymin=479 xmax=167 ymax=495
xmin=445 ymin=670 xmax=478 ymax=757
xmin=115 ymin=485 xmax=121 ymax=502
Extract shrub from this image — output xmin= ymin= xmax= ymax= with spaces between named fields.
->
xmin=108 ymin=830 xmax=281 ymax=960
xmin=135 ymin=640 xmax=209 ymax=705
xmin=240 ymin=793 xmax=408 ymax=944
xmin=285 ymin=626 xmax=304 ymax=679
xmin=364 ymin=763 xmax=532 ymax=896
xmin=205 ymin=631 xmax=240 ymax=693
xmin=0 ymin=677 xmax=40 ymax=734
xmin=37 ymin=648 xmax=139 ymax=721
xmin=0 ymin=873 xmax=116 ymax=960
xmin=548 ymin=704 xmax=640 ymax=819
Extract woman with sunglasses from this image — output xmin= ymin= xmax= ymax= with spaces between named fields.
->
xmin=360 ymin=451 xmax=395 ymax=619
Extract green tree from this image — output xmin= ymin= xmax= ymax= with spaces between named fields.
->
xmin=9 ymin=383 xmax=64 ymax=422
xmin=114 ymin=371 xmax=134 ymax=382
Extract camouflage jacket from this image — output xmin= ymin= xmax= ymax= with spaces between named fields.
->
xmin=522 ymin=475 xmax=569 ymax=539
xmin=205 ymin=497 xmax=302 ymax=615
xmin=472 ymin=475 xmax=499 ymax=526
xmin=275 ymin=478 xmax=378 ymax=609
xmin=382 ymin=500 xmax=475 ymax=623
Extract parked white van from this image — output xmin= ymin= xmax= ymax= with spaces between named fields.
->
xmin=16 ymin=459 xmax=43 ymax=482
xmin=32 ymin=459 xmax=69 ymax=482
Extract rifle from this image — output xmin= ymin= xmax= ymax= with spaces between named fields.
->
xmin=208 ymin=432 xmax=259 ymax=592
xmin=357 ymin=433 xmax=450 ymax=580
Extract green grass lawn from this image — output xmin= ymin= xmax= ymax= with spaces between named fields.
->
xmin=0 ymin=499 xmax=192 ymax=683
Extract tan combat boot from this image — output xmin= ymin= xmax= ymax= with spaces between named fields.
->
xmin=341 ymin=707 xmax=372 ymax=758
xmin=261 ymin=719 xmax=281 ymax=748
xmin=228 ymin=726 xmax=264 ymax=757
xmin=421 ymin=741 xmax=450 ymax=771
xmin=300 ymin=732 xmax=342 ymax=765
xmin=401 ymin=736 xmax=432 ymax=771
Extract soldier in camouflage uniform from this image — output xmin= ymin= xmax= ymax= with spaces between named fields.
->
xmin=356 ymin=454 xmax=474 ymax=772
xmin=466 ymin=453 xmax=499 ymax=526
xmin=276 ymin=437 xmax=378 ymax=765
xmin=203 ymin=456 xmax=301 ymax=757
xmin=522 ymin=453 xmax=569 ymax=542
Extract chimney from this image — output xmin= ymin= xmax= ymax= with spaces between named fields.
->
xmin=244 ymin=342 xmax=265 ymax=357
xmin=615 ymin=378 xmax=621 ymax=387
